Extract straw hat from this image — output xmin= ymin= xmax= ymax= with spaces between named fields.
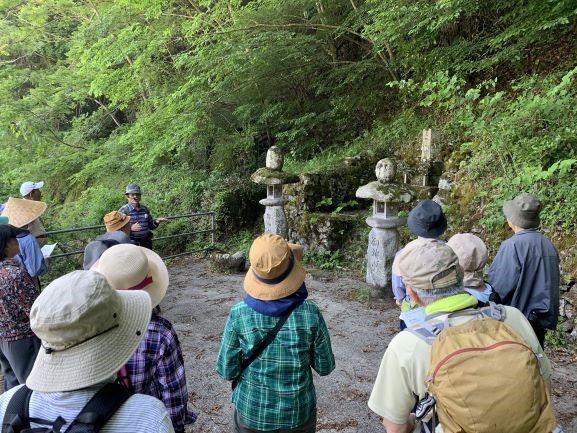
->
xmin=91 ymin=244 xmax=169 ymax=307
xmin=103 ymin=210 xmax=131 ymax=232
xmin=244 ymin=234 xmax=306 ymax=301
xmin=0 ymin=197 xmax=47 ymax=228
xmin=26 ymin=270 xmax=151 ymax=392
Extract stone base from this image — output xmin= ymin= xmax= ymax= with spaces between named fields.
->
xmin=365 ymin=226 xmax=399 ymax=296
xmin=263 ymin=205 xmax=288 ymax=238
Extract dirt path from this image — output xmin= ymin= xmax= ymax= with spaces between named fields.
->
xmin=164 ymin=257 xmax=577 ymax=433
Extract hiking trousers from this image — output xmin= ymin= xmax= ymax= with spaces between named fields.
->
xmin=233 ymin=408 xmax=317 ymax=433
xmin=0 ymin=335 xmax=41 ymax=390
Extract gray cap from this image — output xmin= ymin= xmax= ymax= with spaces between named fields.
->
xmin=125 ymin=183 xmax=142 ymax=195
xmin=503 ymin=193 xmax=541 ymax=229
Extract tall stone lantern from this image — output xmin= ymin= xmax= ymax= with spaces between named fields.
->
xmin=251 ymin=146 xmax=299 ymax=238
xmin=356 ymin=158 xmax=415 ymax=296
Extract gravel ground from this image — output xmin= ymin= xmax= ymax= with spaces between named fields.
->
xmin=163 ymin=257 xmax=577 ymax=433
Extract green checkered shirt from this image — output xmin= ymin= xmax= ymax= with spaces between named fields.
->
xmin=216 ymin=300 xmax=335 ymax=431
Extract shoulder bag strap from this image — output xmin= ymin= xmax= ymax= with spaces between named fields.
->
xmin=65 ymin=383 xmax=131 ymax=433
xmin=232 ymin=303 xmax=299 ymax=390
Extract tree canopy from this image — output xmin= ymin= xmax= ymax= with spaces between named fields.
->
xmin=0 ymin=0 xmax=576 ymax=242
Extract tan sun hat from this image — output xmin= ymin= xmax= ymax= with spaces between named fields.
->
xmin=91 ymin=243 xmax=169 ymax=307
xmin=0 ymin=197 xmax=47 ymax=228
xmin=447 ymin=233 xmax=488 ymax=288
xmin=103 ymin=210 xmax=131 ymax=232
xmin=26 ymin=270 xmax=151 ymax=392
xmin=244 ymin=234 xmax=306 ymax=301
xmin=396 ymin=241 xmax=463 ymax=290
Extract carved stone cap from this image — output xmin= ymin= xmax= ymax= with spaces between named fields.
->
xmin=266 ymin=146 xmax=284 ymax=170
xmin=251 ymin=167 xmax=300 ymax=185
xmin=356 ymin=181 xmax=415 ymax=203
xmin=375 ymin=158 xmax=396 ymax=183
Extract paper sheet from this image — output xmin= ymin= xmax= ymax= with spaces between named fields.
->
xmin=41 ymin=243 xmax=57 ymax=258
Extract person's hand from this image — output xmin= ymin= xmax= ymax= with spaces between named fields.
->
xmin=395 ymin=298 xmax=401 ymax=306
xmin=131 ymin=222 xmax=144 ymax=232
xmin=155 ymin=217 xmax=169 ymax=224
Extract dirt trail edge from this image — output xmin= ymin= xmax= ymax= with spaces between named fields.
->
xmin=163 ymin=257 xmax=577 ymax=433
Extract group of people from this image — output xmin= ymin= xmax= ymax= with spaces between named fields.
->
xmin=371 ymin=194 xmax=561 ymax=433
xmin=0 ymin=180 xmax=565 ymax=433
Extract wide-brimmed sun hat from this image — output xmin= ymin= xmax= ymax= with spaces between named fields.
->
xmin=26 ymin=270 xmax=151 ymax=392
xmin=407 ymin=199 xmax=447 ymax=238
xmin=91 ymin=243 xmax=169 ymax=307
xmin=0 ymin=197 xmax=47 ymax=228
xmin=447 ymin=233 xmax=488 ymax=288
xmin=503 ymin=193 xmax=541 ymax=229
xmin=103 ymin=210 xmax=131 ymax=232
xmin=244 ymin=234 xmax=306 ymax=301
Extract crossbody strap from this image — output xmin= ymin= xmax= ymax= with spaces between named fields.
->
xmin=232 ymin=303 xmax=299 ymax=390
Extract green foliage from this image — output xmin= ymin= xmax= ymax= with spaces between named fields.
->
xmin=305 ymin=248 xmax=342 ymax=270
xmin=0 ymin=0 xmax=576 ymax=269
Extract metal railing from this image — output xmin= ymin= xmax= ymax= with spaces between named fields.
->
xmin=45 ymin=212 xmax=216 ymax=261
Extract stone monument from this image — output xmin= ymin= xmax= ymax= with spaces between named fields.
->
xmin=356 ymin=158 xmax=415 ymax=297
xmin=251 ymin=146 xmax=299 ymax=238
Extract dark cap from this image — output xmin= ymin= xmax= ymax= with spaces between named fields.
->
xmin=503 ymin=193 xmax=540 ymax=229
xmin=407 ymin=199 xmax=447 ymax=238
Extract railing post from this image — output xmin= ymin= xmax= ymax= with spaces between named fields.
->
xmin=210 ymin=213 xmax=215 ymax=245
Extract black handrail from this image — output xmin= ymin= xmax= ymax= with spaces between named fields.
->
xmin=44 ymin=212 xmax=216 ymax=260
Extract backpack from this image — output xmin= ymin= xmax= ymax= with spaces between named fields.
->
xmin=1 ymin=383 xmax=131 ymax=433
xmin=408 ymin=303 xmax=557 ymax=433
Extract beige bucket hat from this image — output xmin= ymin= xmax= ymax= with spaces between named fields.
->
xmin=26 ymin=270 xmax=151 ymax=392
xmin=91 ymin=243 xmax=169 ymax=307
xmin=447 ymin=233 xmax=488 ymax=288
xmin=395 ymin=240 xmax=463 ymax=290
xmin=244 ymin=234 xmax=306 ymax=301
xmin=0 ymin=197 xmax=47 ymax=228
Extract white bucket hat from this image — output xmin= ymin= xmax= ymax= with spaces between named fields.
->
xmin=91 ymin=244 xmax=169 ymax=307
xmin=26 ymin=270 xmax=151 ymax=392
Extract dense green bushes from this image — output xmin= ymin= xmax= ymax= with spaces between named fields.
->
xmin=0 ymin=0 xmax=576 ymax=259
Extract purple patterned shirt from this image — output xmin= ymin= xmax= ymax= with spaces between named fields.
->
xmin=0 ymin=258 xmax=38 ymax=341
xmin=126 ymin=313 xmax=196 ymax=432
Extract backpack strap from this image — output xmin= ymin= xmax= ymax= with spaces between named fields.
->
xmin=2 ymin=386 xmax=33 ymax=433
xmin=407 ymin=303 xmax=507 ymax=345
xmin=65 ymin=383 xmax=131 ymax=433
xmin=2 ymin=386 xmax=66 ymax=433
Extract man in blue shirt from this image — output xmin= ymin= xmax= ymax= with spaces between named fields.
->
xmin=488 ymin=193 xmax=560 ymax=349
xmin=118 ymin=184 xmax=168 ymax=249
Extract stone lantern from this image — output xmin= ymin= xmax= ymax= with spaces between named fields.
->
xmin=251 ymin=146 xmax=299 ymax=238
xmin=356 ymin=158 xmax=415 ymax=296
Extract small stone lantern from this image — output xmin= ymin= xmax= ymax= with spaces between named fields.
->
xmin=251 ymin=146 xmax=299 ymax=238
xmin=356 ymin=158 xmax=415 ymax=296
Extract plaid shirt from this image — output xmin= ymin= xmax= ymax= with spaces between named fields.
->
xmin=216 ymin=300 xmax=335 ymax=431
xmin=126 ymin=314 xmax=196 ymax=432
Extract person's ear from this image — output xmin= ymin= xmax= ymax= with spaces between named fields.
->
xmin=406 ymin=286 xmax=423 ymax=306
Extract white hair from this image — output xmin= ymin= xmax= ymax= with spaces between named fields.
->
xmin=412 ymin=284 xmax=465 ymax=305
